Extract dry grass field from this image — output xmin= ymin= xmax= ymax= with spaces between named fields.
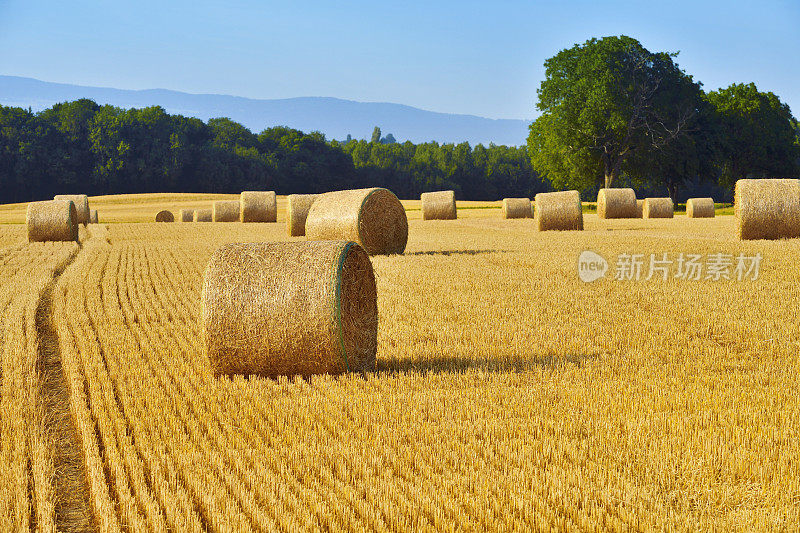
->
xmin=1 ymin=195 xmax=798 ymax=531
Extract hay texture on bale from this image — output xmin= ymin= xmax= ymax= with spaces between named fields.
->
xmin=597 ymin=188 xmax=637 ymax=219
xmin=53 ymin=194 xmax=89 ymax=225
xmin=240 ymin=191 xmax=277 ymax=222
xmin=643 ymin=198 xmax=674 ymax=219
xmin=286 ymin=194 xmax=318 ymax=237
xmin=194 ymin=208 xmax=212 ymax=222
xmin=635 ymin=199 xmax=645 ymax=218
xmin=180 ymin=209 xmax=195 ymax=222
xmin=686 ymin=198 xmax=715 ymax=218
xmin=89 ymin=209 xmax=99 ymax=224
xmin=421 ymin=190 xmax=457 ymax=220
xmin=27 ymin=200 xmax=78 ymax=242
xmin=735 ymin=179 xmax=800 ymax=240
xmin=534 ymin=190 xmax=584 ymax=231
xmin=155 ymin=210 xmax=174 ymax=222
xmin=213 ymin=200 xmax=240 ymax=222
xmin=502 ymin=198 xmax=532 ymax=219
xmin=203 ymin=240 xmax=378 ymax=378
xmin=306 ymin=188 xmax=408 ymax=255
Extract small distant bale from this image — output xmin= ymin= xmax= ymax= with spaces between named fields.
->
xmin=635 ymin=199 xmax=645 ymax=218
xmin=89 ymin=209 xmax=99 ymax=224
xmin=27 ymin=200 xmax=78 ymax=242
xmin=180 ymin=209 xmax=195 ymax=222
xmin=241 ymin=191 xmax=277 ymax=223
xmin=286 ymin=194 xmax=319 ymax=236
xmin=421 ymin=190 xmax=457 ymax=220
xmin=306 ymin=188 xmax=408 ymax=255
xmin=686 ymin=198 xmax=715 ymax=218
xmin=534 ymin=190 xmax=584 ymax=231
xmin=194 ymin=208 xmax=212 ymax=222
xmin=203 ymin=241 xmax=377 ymax=378
xmin=502 ymin=198 xmax=532 ymax=219
xmin=642 ymin=198 xmax=674 ymax=219
xmin=213 ymin=200 xmax=240 ymax=222
xmin=597 ymin=188 xmax=637 ymax=219
xmin=735 ymin=179 xmax=800 ymax=240
xmin=155 ymin=210 xmax=174 ymax=222
xmin=53 ymin=194 xmax=90 ymax=225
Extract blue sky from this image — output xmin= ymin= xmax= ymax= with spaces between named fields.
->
xmin=0 ymin=0 xmax=797 ymax=119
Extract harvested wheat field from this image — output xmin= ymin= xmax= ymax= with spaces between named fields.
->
xmin=0 ymin=194 xmax=799 ymax=531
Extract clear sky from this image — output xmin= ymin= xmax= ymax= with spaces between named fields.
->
xmin=0 ymin=0 xmax=797 ymax=120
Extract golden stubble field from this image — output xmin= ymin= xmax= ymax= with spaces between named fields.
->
xmin=1 ymin=196 xmax=798 ymax=531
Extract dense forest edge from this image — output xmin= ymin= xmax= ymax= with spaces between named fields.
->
xmin=1 ymin=37 xmax=798 ymax=204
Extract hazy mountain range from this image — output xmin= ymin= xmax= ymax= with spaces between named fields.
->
xmin=0 ymin=75 xmax=531 ymax=146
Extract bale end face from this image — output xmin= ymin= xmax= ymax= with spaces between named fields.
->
xmin=241 ymin=191 xmax=277 ymax=223
xmin=155 ymin=210 xmax=175 ymax=222
xmin=203 ymin=241 xmax=377 ymax=378
xmin=421 ymin=190 xmax=457 ymax=220
xmin=642 ymin=198 xmax=674 ymax=219
xmin=27 ymin=200 xmax=79 ymax=242
xmin=502 ymin=198 xmax=532 ymax=219
xmin=597 ymin=188 xmax=637 ymax=219
xmin=735 ymin=179 xmax=800 ymax=240
xmin=686 ymin=198 xmax=715 ymax=218
xmin=89 ymin=209 xmax=99 ymax=224
xmin=534 ymin=190 xmax=583 ymax=231
xmin=635 ymin=199 xmax=644 ymax=218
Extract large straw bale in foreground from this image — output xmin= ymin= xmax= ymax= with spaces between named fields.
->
xmin=213 ymin=200 xmax=240 ymax=222
xmin=203 ymin=241 xmax=377 ymax=378
xmin=241 ymin=191 xmax=277 ymax=222
xmin=643 ymin=198 xmax=674 ymax=219
xmin=27 ymin=200 xmax=78 ymax=242
xmin=306 ymin=188 xmax=408 ymax=255
xmin=686 ymin=198 xmax=715 ymax=218
xmin=194 ymin=209 xmax=212 ymax=222
xmin=502 ymin=198 xmax=532 ymax=219
xmin=286 ymin=194 xmax=318 ymax=236
xmin=534 ymin=190 xmax=583 ymax=231
xmin=89 ymin=209 xmax=99 ymax=224
xmin=180 ymin=209 xmax=195 ymax=222
xmin=735 ymin=179 xmax=800 ymax=240
xmin=155 ymin=210 xmax=174 ymax=222
xmin=53 ymin=194 xmax=89 ymax=225
xmin=597 ymin=188 xmax=637 ymax=219
xmin=421 ymin=190 xmax=457 ymax=220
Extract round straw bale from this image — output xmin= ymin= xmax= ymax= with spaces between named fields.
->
xmin=635 ymin=199 xmax=644 ymax=218
xmin=203 ymin=241 xmax=377 ymax=378
xmin=194 ymin=208 xmax=212 ymax=222
xmin=53 ymin=194 xmax=89 ymax=225
xmin=534 ymin=190 xmax=584 ymax=231
xmin=642 ymin=198 xmax=674 ymax=219
xmin=286 ymin=194 xmax=319 ymax=236
xmin=597 ymin=188 xmax=637 ymax=219
xmin=27 ymin=200 xmax=78 ymax=242
xmin=89 ymin=209 xmax=99 ymax=224
xmin=180 ymin=209 xmax=195 ymax=222
xmin=501 ymin=198 xmax=532 ymax=219
xmin=686 ymin=198 xmax=715 ymax=218
xmin=306 ymin=188 xmax=408 ymax=255
xmin=735 ymin=179 xmax=800 ymax=240
xmin=241 ymin=191 xmax=277 ymax=222
xmin=155 ymin=210 xmax=174 ymax=222
xmin=421 ymin=190 xmax=457 ymax=220
xmin=213 ymin=200 xmax=240 ymax=222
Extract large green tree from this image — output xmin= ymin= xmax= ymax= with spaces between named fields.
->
xmin=527 ymin=35 xmax=704 ymax=190
xmin=706 ymin=83 xmax=799 ymax=187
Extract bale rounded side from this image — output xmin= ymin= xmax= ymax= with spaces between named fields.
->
xmin=241 ymin=191 xmax=277 ymax=223
xmin=180 ymin=209 xmax=195 ymax=222
xmin=534 ymin=190 xmax=583 ymax=231
xmin=642 ymin=198 xmax=674 ymax=219
xmin=635 ymin=199 xmax=644 ymax=218
xmin=53 ymin=194 xmax=89 ymax=225
xmin=155 ymin=210 xmax=174 ymax=222
xmin=194 ymin=208 xmax=212 ymax=222
xmin=27 ymin=200 xmax=79 ymax=242
xmin=501 ymin=198 xmax=532 ymax=219
xmin=203 ymin=240 xmax=377 ymax=378
xmin=421 ymin=190 xmax=457 ymax=220
xmin=213 ymin=200 xmax=240 ymax=222
xmin=306 ymin=188 xmax=408 ymax=255
xmin=597 ymin=188 xmax=637 ymax=219
xmin=686 ymin=198 xmax=715 ymax=218
xmin=89 ymin=209 xmax=99 ymax=224
xmin=735 ymin=179 xmax=800 ymax=240
xmin=286 ymin=194 xmax=319 ymax=236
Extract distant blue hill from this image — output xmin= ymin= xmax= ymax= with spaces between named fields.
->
xmin=0 ymin=75 xmax=532 ymax=146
